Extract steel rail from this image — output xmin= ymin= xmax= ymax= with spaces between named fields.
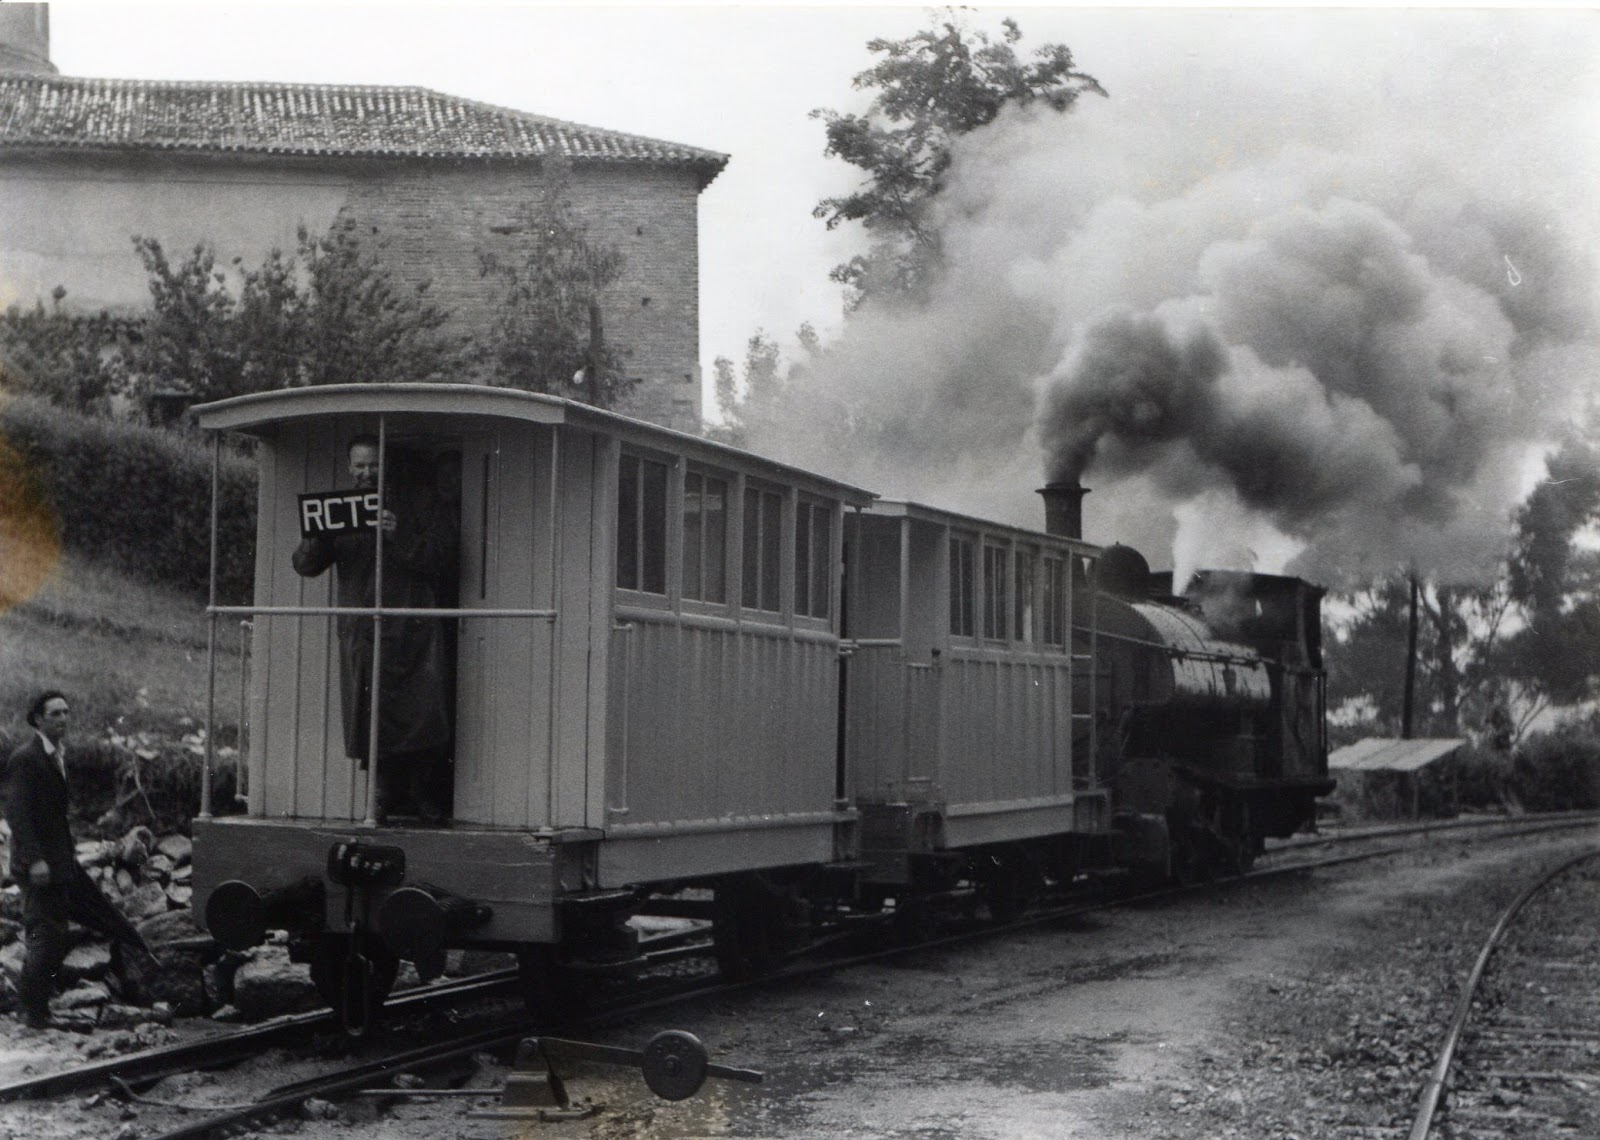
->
xmin=1407 ymin=843 xmax=1600 ymax=1140
xmin=0 ymin=969 xmax=519 ymax=1103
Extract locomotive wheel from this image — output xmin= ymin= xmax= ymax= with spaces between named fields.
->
xmin=713 ymin=874 xmax=806 ymax=982
xmin=308 ymin=932 xmax=398 ymax=1036
xmin=1167 ymin=822 xmax=1207 ymax=887
xmin=516 ymin=944 xmax=593 ymax=1025
xmin=1223 ymin=800 xmax=1257 ymax=876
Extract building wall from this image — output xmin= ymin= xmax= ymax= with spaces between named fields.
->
xmin=0 ymin=150 xmax=703 ymax=429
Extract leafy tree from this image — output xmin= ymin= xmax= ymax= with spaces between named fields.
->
xmin=297 ymin=219 xmax=460 ymax=386
xmin=478 ymin=161 xmax=627 ymax=407
xmin=812 ymin=12 xmax=1104 ymax=305
xmin=1489 ymin=441 xmax=1600 ymax=732
xmin=129 ymin=218 xmax=463 ymax=404
xmin=1328 ymin=441 xmax=1600 ymax=749
xmin=0 ymin=286 xmax=129 ymax=413
xmin=709 ymin=325 xmax=828 ymax=447
xmin=1327 ymin=575 xmax=1509 ymax=744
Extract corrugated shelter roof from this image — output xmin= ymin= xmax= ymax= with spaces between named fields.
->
xmin=1329 ymin=737 xmax=1466 ymax=773
xmin=0 ymin=72 xmax=728 ymax=186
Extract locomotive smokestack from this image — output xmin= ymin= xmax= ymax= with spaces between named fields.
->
xmin=1038 ymin=480 xmax=1089 ymax=540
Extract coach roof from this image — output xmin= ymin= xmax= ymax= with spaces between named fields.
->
xmin=191 ymin=383 xmax=876 ymax=504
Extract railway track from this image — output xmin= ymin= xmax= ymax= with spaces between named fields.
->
xmin=5 ymin=811 xmax=1595 ymax=1140
xmin=1409 ymin=845 xmax=1600 ymax=1139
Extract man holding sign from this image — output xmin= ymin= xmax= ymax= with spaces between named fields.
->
xmin=292 ymin=436 xmax=456 ymax=823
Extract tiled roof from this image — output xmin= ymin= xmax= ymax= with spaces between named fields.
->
xmin=0 ymin=73 xmax=728 ymax=185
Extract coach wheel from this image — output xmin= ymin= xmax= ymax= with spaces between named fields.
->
xmin=515 ymin=944 xmax=593 ymax=1026
xmin=975 ymin=852 xmax=1038 ymax=924
xmin=308 ymin=932 xmax=398 ymax=1036
xmin=713 ymin=875 xmax=806 ymax=982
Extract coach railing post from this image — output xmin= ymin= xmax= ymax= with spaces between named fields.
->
xmin=363 ymin=417 xmax=387 ymax=828
xmin=201 ymin=432 xmax=220 ymax=820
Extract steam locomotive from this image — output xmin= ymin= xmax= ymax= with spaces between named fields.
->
xmin=188 ymin=384 xmax=1331 ymax=1029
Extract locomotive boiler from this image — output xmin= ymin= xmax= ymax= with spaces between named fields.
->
xmin=186 ymin=384 xmax=1332 ymax=1030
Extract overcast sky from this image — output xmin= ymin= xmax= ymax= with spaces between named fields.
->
xmin=44 ymin=3 xmax=1600 ymax=578
xmin=50 ymin=4 xmax=1597 ymax=383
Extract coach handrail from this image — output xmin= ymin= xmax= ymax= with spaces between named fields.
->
xmin=207 ymin=605 xmax=558 ymax=619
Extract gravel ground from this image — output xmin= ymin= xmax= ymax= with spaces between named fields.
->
xmin=1 ymin=824 xmax=1595 ymax=1140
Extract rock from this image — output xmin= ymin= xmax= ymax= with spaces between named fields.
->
xmin=302 ymin=1098 xmax=340 ymax=1121
xmin=64 ymin=942 xmax=112 ymax=981
xmin=1 ymin=940 xmax=24 ymax=978
xmin=76 ymin=840 xmax=116 ymax=868
xmin=233 ymin=944 xmax=317 ymax=1021
xmin=0 ymin=885 xmax=20 ymax=921
xmin=0 ymin=918 xmax=20 ymax=946
xmin=115 ymin=869 xmax=136 ymax=894
xmin=155 ymin=834 xmax=193 ymax=864
xmin=210 ymin=1003 xmax=242 ymax=1022
xmin=145 ymin=854 xmax=175 ymax=880
xmin=136 ymin=907 xmax=203 ymax=947
xmin=203 ymin=952 xmax=246 ymax=1007
xmin=164 ymin=884 xmax=192 ymax=907
xmin=118 ymin=942 xmax=213 ymax=1017
xmin=170 ymin=863 xmax=192 ymax=884
xmin=118 ymin=826 xmax=155 ymax=869
xmin=57 ymin=981 xmax=111 ymax=1010
xmin=99 ymin=1003 xmax=172 ymax=1029
xmin=116 ymin=882 xmax=169 ymax=923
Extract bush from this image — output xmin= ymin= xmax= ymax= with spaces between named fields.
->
xmin=1511 ymin=728 xmax=1600 ymax=812
xmin=0 ymin=396 xmax=255 ymax=600
xmin=1455 ymin=744 xmax=1516 ymax=812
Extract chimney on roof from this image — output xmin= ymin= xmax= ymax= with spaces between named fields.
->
xmin=1037 ymin=480 xmax=1089 ymax=541
xmin=0 ymin=4 xmax=55 ymax=75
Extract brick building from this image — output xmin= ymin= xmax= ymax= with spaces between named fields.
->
xmin=0 ymin=5 xmax=726 ymax=430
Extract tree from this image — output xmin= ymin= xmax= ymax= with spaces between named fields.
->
xmin=1490 ymin=442 xmax=1600 ymax=733
xmin=1327 ymin=441 xmax=1600 ymax=748
xmin=812 ymin=12 xmax=1104 ymax=305
xmin=0 ymin=287 xmax=129 ymax=413
xmin=478 ymin=161 xmax=627 ymax=407
xmin=708 ymin=325 xmax=829 ymax=447
xmin=129 ymin=219 xmax=463 ymax=404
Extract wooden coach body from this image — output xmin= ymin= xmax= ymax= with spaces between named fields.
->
xmin=843 ymin=501 xmax=1109 ymax=882
xmin=190 ymin=384 xmax=872 ymax=945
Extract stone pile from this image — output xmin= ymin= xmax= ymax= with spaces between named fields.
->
xmin=0 ymin=821 xmax=323 ymax=1029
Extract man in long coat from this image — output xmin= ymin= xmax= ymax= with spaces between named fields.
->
xmin=293 ymin=437 xmax=455 ymax=821
xmin=4 ymin=691 xmax=150 ymax=1030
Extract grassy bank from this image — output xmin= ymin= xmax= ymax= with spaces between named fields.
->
xmin=0 ymin=550 xmax=243 ymax=772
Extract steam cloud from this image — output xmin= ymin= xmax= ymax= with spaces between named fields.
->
xmin=746 ymin=11 xmax=1599 ymax=588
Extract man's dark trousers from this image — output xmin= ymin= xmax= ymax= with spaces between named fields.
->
xmin=18 ymin=880 xmax=71 ymax=1025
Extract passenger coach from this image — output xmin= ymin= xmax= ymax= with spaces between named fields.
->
xmin=189 ymin=383 xmax=872 ymax=1025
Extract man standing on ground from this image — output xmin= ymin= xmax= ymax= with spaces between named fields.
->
xmin=4 ymin=691 xmax=84 ymax=1030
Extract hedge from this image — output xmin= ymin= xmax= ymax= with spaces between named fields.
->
xmin=0 ymin=396 xmax=255 ymax=600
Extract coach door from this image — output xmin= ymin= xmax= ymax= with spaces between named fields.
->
xmin=453 ymin=427 xmax=556 ymax=828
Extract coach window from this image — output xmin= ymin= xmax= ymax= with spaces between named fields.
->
xmin=794 ymin=496 xmax=832 ymax=620
xmin=1041 ymin=555 xmax=1067 ymax=648
xmin=1014 ymin=550 xmax=1036 ymax=643
xmin=682 ymin=467 xmax=729 ymax=604
xmin=742 ymin=481 xmax=783 ymax=613
xmin=949 ymin=533 xmax=976 ymax=638
xmin=617 ymin=452 xmax=668 ymax=595
xmin=982 ymin=542 xmax=1008 ymax=641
